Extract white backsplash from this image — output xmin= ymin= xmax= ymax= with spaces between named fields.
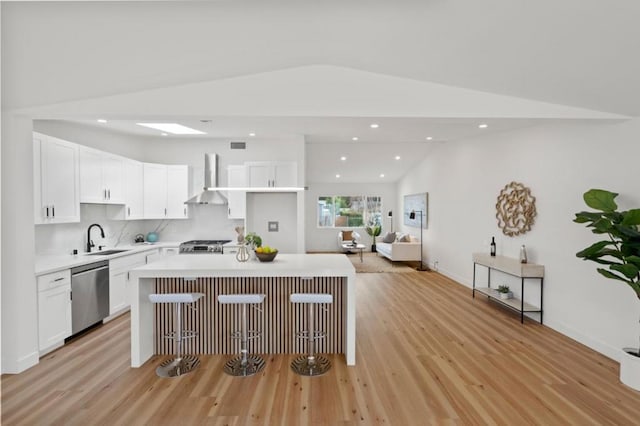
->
xmin=35 ymin=204 xmax=243 ymax=255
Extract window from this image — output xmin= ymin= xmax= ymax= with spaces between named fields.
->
xmin=318 ymin=196 xmax=382 ymax=228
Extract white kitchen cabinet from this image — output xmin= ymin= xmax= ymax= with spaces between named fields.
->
xmin=227 ymin=165 xmax=246 ymax=219
xmin=245 ymin=161 xmax=297 ymax=188
xmin=109 ymin=251 xmax=151 ymax=314
xmin=79 ymin=146 xmax=125 ymax=204
xmin=143 ymin=163 xmax=189 ymax=219
xmin=124 ymin=159 xmax=144 ymax=220
xmin=33 ymin=132 xmax=80 ymax=224
xmin=37 ymin=269 xmax=72 ymax=353
xmin=167 ymin=165 xmax=189 ymax=219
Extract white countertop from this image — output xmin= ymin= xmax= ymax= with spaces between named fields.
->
xmin=131 ymin=253 xmax=355 ymax=278
xmin=35 ymin=242 xmax=181 ymax=276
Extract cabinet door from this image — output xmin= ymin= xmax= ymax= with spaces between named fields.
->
xmin=247 ymin=163 xmax=272 ymax=187
xmin=227 ymin=165 xmax=246 ymax=219
xmin=166 ymin=165 xmax=189 ymax=219
xmin=79 ymin=147 xmax=105 ymax=203
xmin=109 ymin=271 xmax=128 ymax=314
xmin=124 ymin=160 xmax=144 ymax=219
xmin=38 ymin=285 xmax=72 ymax=351
xmin=102 ymin=154 xmax=125 ymax=204
xmin=143 ymin=163 xmax=167 ymax=219
xmin=273 ymin=162 xmax=297 ymax=187
xmin=42 ymin=136 xmax=80 ymax=223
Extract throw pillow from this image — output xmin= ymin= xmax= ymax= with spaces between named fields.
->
xmin=398 ymin=233 xmax=411 ymax=242
xmin=382 ymin=232 xmax=396 ymax=243
xmin=342 ymin=230 xmax=353 ymax=241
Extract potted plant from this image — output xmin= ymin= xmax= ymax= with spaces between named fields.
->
xmin=496 ymin=285 xmax=513 ymax=300
xmin=574 ymin=189 xmax=640 ymax=390
xmin=365 ymin=221 xmax=381 ymax=252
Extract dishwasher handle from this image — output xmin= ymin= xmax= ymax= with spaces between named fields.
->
xmin=71 ymin=260 xmax=109 ymax=276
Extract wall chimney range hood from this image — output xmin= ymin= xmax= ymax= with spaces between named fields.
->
xmin=184 ymin=153 xmax=228 ymax=204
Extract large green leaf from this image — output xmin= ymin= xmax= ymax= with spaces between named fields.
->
xmin=614 ymin=224 xmax=640 ymax=239
xmin=574 ymin=211 xmax=605 ymax=223
xmin=624 ymin=256 xmax=640 ymax=268
xmin=592 ymin=218 xmax=614 ymax=233
xmin=610 ymin=263 xmax=640 ymax=279
xmin=622 ymin=209 xmax=640 ymax=226
xmin=576 ymin=240 xmax=615 ymax=258
xmin=584 ymin=189 xmax=618 ymax=212
xmin=597 ymin=268 xmax=629 ymax=283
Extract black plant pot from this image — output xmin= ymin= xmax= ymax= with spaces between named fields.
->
xmin=371 ymin=244 xmax=377 ymax=252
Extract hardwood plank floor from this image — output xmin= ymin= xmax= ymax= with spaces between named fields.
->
xmin=3 ymin=271 xmax=640 ymax=425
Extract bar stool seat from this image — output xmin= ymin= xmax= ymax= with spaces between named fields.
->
xmin=218 ymin=293 xmax=266 ymax=376
xmin=149 ymin=292 xmax=204 ymax=378
xmin=290 ymin=293 xmax=333 ymax=376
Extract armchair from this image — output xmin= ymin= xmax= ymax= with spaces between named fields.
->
xmin=337 ymin=230 xmax=361 ymax=252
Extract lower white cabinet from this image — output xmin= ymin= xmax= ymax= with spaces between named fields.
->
xmin=37 ymin=270 xmax=72 ymax=354
xmin=109 ymin=251 xmax=152 ymax=315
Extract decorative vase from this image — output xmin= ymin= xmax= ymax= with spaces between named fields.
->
xmin=236 ymin=244 xmax=250 ymax=262
xmin=620 ymin=348 xmax=640 ymax=391
xmin=520 ymin=245 xmax=528 ymax=263
xmin=499 ymin=291 xmax=513 ymax=300
xmin=146 ymin=232 xmax=159 ymax=243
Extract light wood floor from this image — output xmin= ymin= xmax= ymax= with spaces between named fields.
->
xmin=3 ymin=271 xmax=640 ymax=425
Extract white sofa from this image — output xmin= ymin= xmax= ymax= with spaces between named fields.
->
xmin=376 ymin=235 xmax=421 ymax=261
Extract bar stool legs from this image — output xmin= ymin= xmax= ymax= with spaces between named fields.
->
xmin=218 ymin=294 xmax=266 ymax=377
xmin=149 ymin=292 xmax=204 ymax=378
xmin=291 ymin=293 xmax=333 ymax=376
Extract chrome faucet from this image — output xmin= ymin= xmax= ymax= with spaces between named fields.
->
xmin=87 ymin=223 xmax=105 ymax=253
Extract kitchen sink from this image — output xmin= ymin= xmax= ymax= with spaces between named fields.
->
xmin=86 ymin=249 xmax=130 ymax=256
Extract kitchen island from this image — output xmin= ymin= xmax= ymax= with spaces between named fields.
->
xmin=129 ymin=254 xmax=357 ymax=367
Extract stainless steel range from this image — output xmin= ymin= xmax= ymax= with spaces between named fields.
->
xmin=179 ymin=240 xmax=232 ymax=254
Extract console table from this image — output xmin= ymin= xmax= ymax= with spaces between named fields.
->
xmin=472 ymin=253 xmax=544 ymax=324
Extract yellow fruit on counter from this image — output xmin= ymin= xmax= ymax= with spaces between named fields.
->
xmin=255 ymin=247 xmax=263 ymax=253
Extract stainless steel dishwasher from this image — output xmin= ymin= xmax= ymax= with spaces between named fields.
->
xmin=71 ymin=260 xmax=109 ymax=335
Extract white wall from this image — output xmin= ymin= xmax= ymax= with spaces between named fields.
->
xmin=305 ymin=182 xmax=397 ymax=252
xmin=397 ymin=118 xmax=640 ymax=361
xmin=246 ymin=193 xmax=298 ymax=254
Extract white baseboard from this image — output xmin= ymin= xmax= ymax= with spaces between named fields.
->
xmin=1 ymin=350 xmax=39 ymax=374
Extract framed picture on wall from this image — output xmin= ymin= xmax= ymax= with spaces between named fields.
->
xmin=403 ymin=193 xmax=428 ymax=228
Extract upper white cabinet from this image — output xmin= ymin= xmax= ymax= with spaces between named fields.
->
xmin=245 ymin=161 xmax=297 ymax=188
xmin=79 ymin=146 xmax=125 ymax=204
xmin=143 ymin=163 xmax=189 ymax=219
xmin=227 ymin=165 xmax=246 ymax=219
xmin=124 ymin=159 xmax=144 ymax=220
xmin=33 ymin=132 xmax=80 ymax=224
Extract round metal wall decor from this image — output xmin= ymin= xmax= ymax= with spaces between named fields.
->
xmin=495 ymin=181 xmax=537 ymax=237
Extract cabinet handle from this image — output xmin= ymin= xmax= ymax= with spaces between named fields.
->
xmin=128 ymin=207 xmax=131 ymax=216
xmin=108 ymin=189 xmax=111 ymax=200
xmin=53 ymin=277 xmax=65 ymax=282
xmin=103 ymin=189 xmax=107 ymax=200
xmin=184 ymin=207 xmax=187 ymax=216
xmin=45 ymin=206 xmax=49 ymax=218
xmin=164 ymin=208 xmax=167 ymax=216
xmin=228 ymin=208 xmax=231 ymax=215
xmin=52 ymin=205 xmax=55 ymax=218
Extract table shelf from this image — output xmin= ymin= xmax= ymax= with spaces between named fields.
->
xmin=472 ymin=253 xmax=544 ymax=324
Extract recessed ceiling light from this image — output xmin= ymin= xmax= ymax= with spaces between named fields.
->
xmin=97 ymin=119 xmax=107 ymax=124
xmin=370 ymin=123 xmax=379 ymax=129
xmin=395 ymin=156 xmax=401 ymax=160
xmin=340 ymin=156 xmax=347 ymax=161
xmin=379 ymin=173 xmax=385 ymax=178
xmin=249 ymin=132 xmax=256 ymax=137
xmin=478 ymin=123 xmax=488 ymax=129
xmin=352 ymin=137 xmax=359 ymax=141
xmin=426 ymin=136 xmax=433 ymax=141
xmin=161 ymin=133 xmax=168 ymax=136
xmin=336 ymin=174 xmax=341 ymax=178
xmin=136 ymin=123 xmax=206 ymax=135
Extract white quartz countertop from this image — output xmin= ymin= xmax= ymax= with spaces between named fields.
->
xmin=131 ymin=253 xmax=355 ymax=278
xmin=35 ymin=242 xmax=181 ymax=276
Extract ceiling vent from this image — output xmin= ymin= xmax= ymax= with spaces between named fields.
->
xmin=230 ymin=141 xmax=246 ymax=149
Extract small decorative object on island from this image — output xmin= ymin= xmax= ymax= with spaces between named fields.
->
xmin=496 ymin=181 xmax=537 ymax=236
xmin=490 ymin=236 xmax=496 ymax=257
xmin=245 ymin=232 xmax=262 ymax=249
xmin=236 ymin=243 xmax=250 ymax=262
xmin=520 ymin=245 xmax=528 ymax=263
xmin=497 ymin=285 xmax=513 ymax=300
xmin=235 ymin=226 xmax=245 ymax=243
xmin=574 ymin=189 xmax=640 ymax=390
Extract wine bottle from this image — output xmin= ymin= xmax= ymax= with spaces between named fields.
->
xmin=490 ymin=237 xmax=496 ymax=257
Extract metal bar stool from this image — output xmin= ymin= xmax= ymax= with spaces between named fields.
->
xmin=290 ymin=293 xmax=333 ymax=376
xmin=148 ymin=292 xmax=204 ymax=378
xmin=217 ymin=294 xmax=266 ymax=376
